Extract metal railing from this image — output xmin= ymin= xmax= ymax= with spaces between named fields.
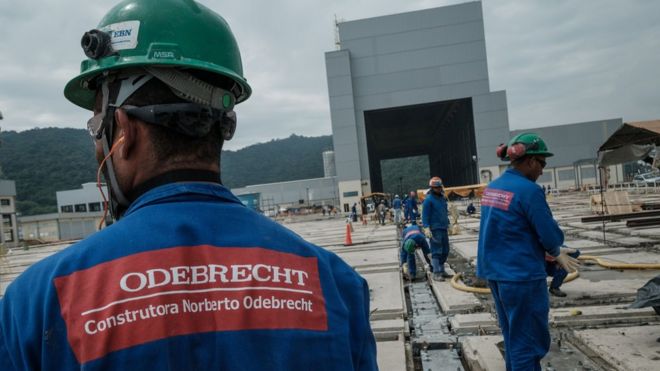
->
xmin=585 ymin=181 xmax=660 ymax=194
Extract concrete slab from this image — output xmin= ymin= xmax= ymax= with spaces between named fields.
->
xmin=361 ymin=271 xmax=404 ymax=319
xmin=595 ymin=251 xmax=660 ymax=264
xmin=376 ymin=338 xmax=407 ymax=371
xmin=429 ymin=279 xmax=482 ymax=314
xmin=449 ymin=312 xmax=499 ymax=335
xmin=562 ymin=277 xmax=650 ymax=299
xmin=572 ymin=325 xmax=660 ymax=370
xmin=371 ymin=318 xmax=405 ymax=333
xmin=567 ymin=222 xmax=604 ymax=231
xmin=575 ymin=247 xmax=630 ymax=256
xmin=449 ymin=234 xmax=479 ymax=242
xmin=610 ymin=236 xmax=657 ymax=247
xmin=371 ymin=318 xmax=406 ymax=341
xmin=452 ymin=240 xmax=478 ymax=261
xmin=634 ymin=227 xmax=660 ymax=238
xmin=461 ymin=335 xmax=506 ymax=371
xmin=577 ymin=230 xmax=622 ymax=241
xmin=550 ymin=304 xmax=658 ymax=327
xmin=336 ymin=247 xmax=399 ymax=269
xmin=563 ymin=239 xmax=605 ymax=249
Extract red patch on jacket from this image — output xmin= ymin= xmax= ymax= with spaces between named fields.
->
xmin=54 ymin=246 xmax=327 ymax=363
xmin=481 ymin=188 xmax=514 ymax=211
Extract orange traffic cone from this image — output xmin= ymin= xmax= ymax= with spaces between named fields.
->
xmin=344 ymin=223 xmax=353 ymax=246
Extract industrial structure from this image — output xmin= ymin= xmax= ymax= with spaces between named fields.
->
xmin=323 ymin=2 xmax=643 ymax=213
xmin=326 ymin=2 xmax=509 ymax=210
xmin=3 ymin=2 xmax=654 ymax=238
xmin=232 ymin=176 xmax=339 ymax=214
xmin=18 ymin=183 xmax=106 ymax=242
xmin=0 ymin=180 xmax=17 ymax=247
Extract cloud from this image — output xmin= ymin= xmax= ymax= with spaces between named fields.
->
xmin=1 ymin=0 xmax=659 ymax=150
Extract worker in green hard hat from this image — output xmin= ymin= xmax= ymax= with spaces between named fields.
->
xmin=0 ymin=1 xmax=377 ymax=369
xmin=477 ymin=132 xmax=579 ymax=369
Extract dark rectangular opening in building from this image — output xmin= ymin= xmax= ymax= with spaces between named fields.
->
xmin=380 ymin=155 xmax=430 ymax=196
xmin=364 ymin=98 xmax=478 ymax=192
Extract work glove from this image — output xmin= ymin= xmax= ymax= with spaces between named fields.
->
xmin=555 ymin=248 xmax=580 ymax=272
xmin=424 ymin=228 xmax=432 ymax=239
xmin=560 ymin=245 xmax=577 ymax=255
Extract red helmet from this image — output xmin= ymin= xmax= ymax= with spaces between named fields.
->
xmin=429 ymin=177 xmax=443 ymax=188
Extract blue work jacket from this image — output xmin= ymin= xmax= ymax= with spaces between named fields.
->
xmin=477 ymin=169 xmax=564 ymax=281
xmin=392 ymin=198 xmax=402 ymax=210
xmin=404 ymin=198 xmax=418 ymax=212
xmin=0 ymin=182 xmax=377 ymax=370
xmin=421 ymin=192 xmax=449 ymax=230
xmin=401 ymin=225 xmax=428 ymax=248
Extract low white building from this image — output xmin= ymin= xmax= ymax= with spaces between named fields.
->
xmin=0 ymin=180 xmax=18 ymax=247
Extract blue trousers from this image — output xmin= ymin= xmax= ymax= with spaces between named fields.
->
xmin=405 ymin=209 xmax=417 ymax=222
xmin=429 ymin=228 xmax=449 ymax=273
xmin=399 ymin=243 xmax=432 ymax=277
xmin=546 ymin=250 xmax=580 ymax=289
xmin=545 ymin=263 xmax=568 ymax=289
xmin=489 ymin=279 xmax=550 ymax=371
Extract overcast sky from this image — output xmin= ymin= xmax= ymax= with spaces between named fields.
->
xmin=1 ymin=0 xmax=659 ymax=150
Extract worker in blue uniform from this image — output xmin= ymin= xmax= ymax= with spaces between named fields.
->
xmin=403 ymin=191 xmax=418 ymax=223
xmin=477 ymin=133 xmax=579 ymax=370
xmin=392 ymin=195 xmax=403 ymax=224
xmin=422 ymin=177 xmax=452 ymax=282
xmin=466 ymin=203 xmax=476 ymax=215
xmin=0 ymin=1 xmax=377 ymax=370
xmin=399 ymin=223 xmax=432 ymax=280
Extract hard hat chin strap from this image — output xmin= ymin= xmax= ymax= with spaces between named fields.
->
xmin=98 ymin=74 xmax=154 ymax=220
xmin=96 ymin=68 xmax=238 ymax=221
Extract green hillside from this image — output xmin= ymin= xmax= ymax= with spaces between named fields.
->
xmin=222 ymin=134 xmax=333 ymax=188
xmin=0 ymin=128 xmax=333 ymax=216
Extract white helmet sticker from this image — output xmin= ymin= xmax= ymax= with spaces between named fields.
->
xmin=103 ymin=20 xmax=140 ymax=51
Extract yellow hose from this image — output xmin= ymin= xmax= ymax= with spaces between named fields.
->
xmin=578 ymin=254 xmax=660 ymax=269
xmin=450 ymin=254 xmax=660 ymax=294
xmin=450 ymin=273 xmax=490 ymax=294
xmin=451 ymin=271 xmax=580 ymax=295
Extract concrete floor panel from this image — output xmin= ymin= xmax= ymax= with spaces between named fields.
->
xmin=452 ymin=240 xmax=478 ymax=261
xmin=551 ymin=304 xmax=657 ymax=327
xmin=461 ymin=335 xmax=506 ymax=371
xmin=429 ymin=279 xmax=482 ymax=314
xmin=450 ymin=312 xmax=499 ymax=334
xmin=572 ymin=325 xmax=660 ymax=370
xmin=336 ymin=247 xmax=399 ymax=269
xmin=376 ymin=338 xmax=407 ymax=371
xmin=361 ymin=271 xmax=404 ymax=319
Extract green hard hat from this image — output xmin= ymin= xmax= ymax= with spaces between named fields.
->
xmin=403 ymin=239 xmax=416 ymax=254
xmin=64 ymin=0 xmax=251 ymax=110
xmin=508 ymin=132 xmax=553 ymax=157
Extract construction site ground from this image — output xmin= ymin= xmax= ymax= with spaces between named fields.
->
xmin=2 ymin=190 xmax=660 ymax=370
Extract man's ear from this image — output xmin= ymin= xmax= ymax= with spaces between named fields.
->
xmin=114 ymin=108 xmax=138 ymax=159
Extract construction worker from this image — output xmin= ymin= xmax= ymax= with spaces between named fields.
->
xmin=377 ymin=200 xmax=387 ymax=225
xmin=477 ymin=133 xmax=579 ymax=370
xmin=351 ymin=202 xmax=358 ymax=222
xmin=422 ymin=177 xmax=452 ymax=281
xmin=400 ymin=223 xmax=433 ymax=281
xmin=392 ymin=194 xmax=402 ymax=224
xmin=0 ymin=1 xmax=377 ymax=369
xmin=403 ymin=190 xmax=418 ymax=223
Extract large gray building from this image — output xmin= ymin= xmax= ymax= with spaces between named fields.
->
xmin=326 ymin=2 xmax=510 ymax=210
